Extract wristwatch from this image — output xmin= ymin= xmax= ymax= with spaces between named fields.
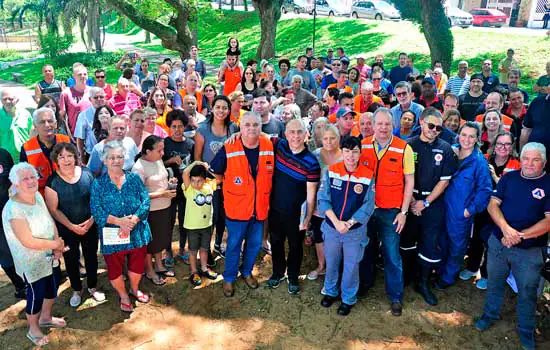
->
xmin=400 ymin=211 xmax=408 ymax=216
xmin=423 ymin=199 xmax=430 ymax=208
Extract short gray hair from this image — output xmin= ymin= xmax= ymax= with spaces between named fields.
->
xmin=9 ymin=162 xmax=38 ymax=186
xmin=373 ymin=107 xmax=394 ymax=128
xmin=285 ymin=116 xmax=306 ymax=130
xmin=240 ymin=111 xmax=261 ymax=123
xmin=284 ymin=104 xmax=301 ymax=120
xmin=394 ymin=81 xmax=410 ymax=93
xmin=101 ymin=140 xmax=126 ymax=162
xmin=32 ymin=107 xmax=55 ymax=126
xmin=143 ymin=106 xmax=157 ymax=117
xmin=291 ymin=75 xmax=303 ymax=84
xmin=521 ymin=142 xmax=547 ymax=162
xmin=89 ymin=87 xmax=104 ymax=98
xmin=312 ymin=117 xmax=328 ymax=131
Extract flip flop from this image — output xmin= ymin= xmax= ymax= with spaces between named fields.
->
xmin=26 ymin=332 xmax=49 ymax=346
xmin=156 ymin=269 xmax=175 ymax=278
xmin=119 ymin=298 xmax=134 ymax=313
xmin=145 ymin=274 xmax=166 ymax=286
xmin=39 ymin=317 xmax=66 ymax=328
xmin=129 ymin=290 xmax=150 ymax=303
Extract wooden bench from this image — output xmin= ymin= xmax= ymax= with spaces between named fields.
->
xmin=11 ymin=72 xmax=23 ymax=83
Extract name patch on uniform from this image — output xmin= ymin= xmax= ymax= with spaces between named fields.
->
xmin=354 ymin=184 xmax=363 ymax=194
xmin=333 ymin=179 xmax=342 ymax=187
xmin=532 ymin=188 xmax=545 ymax=200
xmin=434 ymin=153 xmax=443 ymax=166
xmin=234 ymin=177 xmax=242 ymax=185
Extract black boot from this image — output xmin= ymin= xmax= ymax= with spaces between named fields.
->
xmin=415 ymin=266 xmax=438 ymax=306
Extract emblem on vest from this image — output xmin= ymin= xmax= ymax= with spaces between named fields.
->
xmin=234 ymin=176 xmax=242 ymax=185
xmin=532 ymin=188 xmax=545 ymax=200
xmin=434 ymin=153 xmax=443 ymax=166
xmin=354 ymin=184 xmax=363 ymax=194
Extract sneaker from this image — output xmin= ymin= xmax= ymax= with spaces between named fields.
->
xmin=207 ymin=253 xmax=217 ymax=268
xmin=265 ymin=275 xmax=286 ymax=289
xmin=390 ymin=301 xmax=402 ymax=317
xmin=163 ymin=257 xmax=175 ymax=268
xmin=88 ymin=288 xmax=106 ymax=302
xmin=190 ymin=272 xmax=202 ymax=287
xmin=321 ymin=286 xmax=327 ymax=295
xmin=177 ymin=251 xmax=190 ymax=265
xmin=306 ymin=269 xmax=326 ymax=281
xmin=70 ymin=291 xmax=82 ymax=307
xmin=475 ymin=314 xmax=496 ymax=331
xmin=459 ymin=269 xmax=477 ymax=281
xmin=200 ymin=268 xmax=219 ymax=280
xmin=476 ymin=278 xmax=488 ymax=290
xmin=288 ymin=279 xmax=300 ymax=295
xmin=213 ymin=245 xmax=226 ymax=259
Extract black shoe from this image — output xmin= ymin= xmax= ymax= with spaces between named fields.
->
xmin=416 ymin=281 xmax=438 ymax=306
xmin=391 ymin=301 xmax=402 ymax=316
xmin=207 ymin=253 xmax=217 ymax=268
xmin=14 ymin=287 xmax=27 ymax=299
xmin=213 ymin=245 xmax=226 ymax=259
xmin=321 ymin=295 xmax=337 ymax=308
xmin=357 ymin=284 xmax=369 ymax=298
xmin=337 ymin=302 xmax=353 ymax=316
xmin=265 ymin=275 xmax=286 ymax=289
xmin=433 ymin=279 xmax=451 ymax=290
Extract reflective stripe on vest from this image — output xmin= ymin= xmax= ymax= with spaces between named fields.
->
xmin=23 ymin=134 xmax=70 ymax=193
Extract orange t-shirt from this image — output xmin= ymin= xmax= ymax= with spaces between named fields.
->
xmin=354 ymin=94 xmax=382 ymax=114
xmin=223 ymin=66 xmax=242 ymax=96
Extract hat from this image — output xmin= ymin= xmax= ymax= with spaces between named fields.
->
xmin=470 ymin=73 xmax=484 ymax=81
xmin=421 ymin=77 xmax=436 ymax=86
xmin=341 ymin=57 xmax=350 ymax=66
xmin=434 ymin=67 xmax=443 ymax=74
xmin=336 ymin=107 xmax=356 ymax=119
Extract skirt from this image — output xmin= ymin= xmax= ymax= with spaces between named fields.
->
xmin=147 ymin=207 xmax=172 ymax=254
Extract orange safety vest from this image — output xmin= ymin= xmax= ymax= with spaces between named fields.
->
xmin=467 ymin=113 xmax=513 ymax=131
xmin=327 ymin=83 xmax=352 ymax=94
xmin=354 ymin=94 xmax=382 ymax=114
xmin=23 ymin=134 xmax=70 ymax=194
xmin=222 ymin=135 xmax=274 ymax=221
xmin=360 ymin=136 xmax=407 ymax=209
xmin=484 ymin=154 xmax=520 ymax=175
xmin=177 ymin=89 xmax=203 ymax=114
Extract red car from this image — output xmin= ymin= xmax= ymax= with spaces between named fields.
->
xmin=470 ymin=8 xmax=508 ymax=27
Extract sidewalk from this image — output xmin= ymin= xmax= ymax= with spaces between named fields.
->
xmin=0 ymin=79 xmax=36 ymax=110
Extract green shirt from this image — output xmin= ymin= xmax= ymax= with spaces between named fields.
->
xmin=498 ymin=57 xmax=518 ymax=84
xmin=0 ymin=107 xmax=33 ymax=163
xmin=536 ymin=74 xmax=550 ymax=97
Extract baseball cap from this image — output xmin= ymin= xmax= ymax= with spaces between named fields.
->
xmin=341 ymin=57 xmax=350 ymax=66
xmin=470 ymin=73 xmax=484 ymax=81
xmin=336 ymin=107 xmax=356 ymax=119
xmin=421 ymin=77 xmax=436 ymax=86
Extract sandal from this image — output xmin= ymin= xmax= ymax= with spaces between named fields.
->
xmin=190 ymin=272 xmax=202 ymax=287
xmin=39 ymin=316 xmax=67 ymax=328
xmin=156 ymin=269 xmax=175 ymax=278
xmin=119 ymin=298 xmax=134 ymax=313
xmin=26 ymin=332 xmax=49 ymax=346
xmin=177 ymin=252 xmax=190 ymax=265
xmin=129 ymin=290 xmax=150 ymax=303
xmin=145 ymin=274 xmax=166 ymax=286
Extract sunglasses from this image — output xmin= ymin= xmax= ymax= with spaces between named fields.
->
xmin=95 ymin=76 xmax=105 ymax=79
xmin=372 ymin=78 xmax=381 ymax=81
xmin=427 ymin=123 xmax=443 ymax=132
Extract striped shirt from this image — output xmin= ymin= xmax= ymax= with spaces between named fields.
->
xmin=270 ymin=138 xmax=320 ymax=214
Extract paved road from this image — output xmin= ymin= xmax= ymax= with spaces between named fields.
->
xmin=0 ymin=79 xmax=37 ymax=110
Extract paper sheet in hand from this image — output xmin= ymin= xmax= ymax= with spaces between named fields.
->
xmin=103 ymin=227 xmax=130 ymax=245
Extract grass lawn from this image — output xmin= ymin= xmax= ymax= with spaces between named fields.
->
xmin=135 ymin=10 xmax=548 ymax=98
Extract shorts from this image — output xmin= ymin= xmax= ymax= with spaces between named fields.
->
xmin=187 ymin=226 xmax=213 ymax=251
xmin=25 ymin=267 xmax=61 ymax=315
xmin=103 ymin=246 xmax=147 ymax=280
xmin=311 ymin=216 xmax=324 ymax=244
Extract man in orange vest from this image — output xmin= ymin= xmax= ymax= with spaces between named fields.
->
xmin=174 ymin=74 xmax=204 ymax=111
xmin=474 ymin=91 xmax=514 ymax=131
xmin=358 ymin=107 xmax=415 ymax=317
xmin=209 ymin=112 xmax=274 ymax=297
xmin=20 ymin=107 xmax=70 ymax=195
xmin=354 ymin=81 xmax=382 ymax=114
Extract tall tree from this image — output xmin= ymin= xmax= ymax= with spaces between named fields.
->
xmin=393 ymin=0 xmax=453 ymax=74
xmin=104 ymin=0 xmax=195 ymax=59
xmin=252 ymin=0 xmax=284 ymax=59
xmin=230 ymin=0 xmax=234 ymax=11
xmin=243 ymin=0 xmax=248 ymax=11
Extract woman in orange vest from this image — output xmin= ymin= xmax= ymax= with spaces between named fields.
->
xmin=147 ymin=88 xmax=172 ymax=135
xmin=461 ymin=131 xmax=520 ymax=290
xmin=480 ymin=109 xmax=503 ymax=155
xmin=20 ymin=107 xmax=70 ymax=195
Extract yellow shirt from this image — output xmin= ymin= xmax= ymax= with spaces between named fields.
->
xmin=372 ymin=135 xmax=415 ymax=175
xmin=183 ymin=179 xmax=216 ymax=230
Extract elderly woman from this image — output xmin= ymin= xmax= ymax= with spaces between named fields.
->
xmin=20 ymin=107 xmax=71 ymax=195
xmin=2 ymin=162 xmax=66 ymax=346
xmin=438 ymin=122 xmax=493 ymax=289
xmin=144 ymin=107 xmax=169 ymax=138
xmin=88 ymin=116 xmax=140 ymax=177
xmin=307 ymin=116 xmax=328 ymax=151
xmin=44 ymin=142 xmax=104 ymax=307
xmin=317 ymin=136 xmax=375 ymax=316
xmin=132 ymin=135 xmax=177 ymax=285
xmin=127 ymin=109 xmax=150 ymax=150
xmin=281 ymin=103 xmax=301 ymax=124
xmin=90 ymin=141 xmax=152 ymax=312
xmin=307 ymin=124 xmax=342 ymax=281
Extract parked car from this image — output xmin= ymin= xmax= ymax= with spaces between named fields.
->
xmin=281 ymin=0 xmax=307 ymax=14
xmin=446 ymin=6 xmax=473 ymax=28
xmin=470 ymin=8 xmax=508 ymax=27
xmin=308 ymin=0 xmax=350 ymax=17
xmin=350 ymin=0 xmax=401 ymax=21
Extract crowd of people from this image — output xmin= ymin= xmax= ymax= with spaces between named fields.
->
xmin=0 ymin=39 xmax=549 ymax=349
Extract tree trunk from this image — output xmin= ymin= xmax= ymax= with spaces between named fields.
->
xmin=145 ymin=31 xmax=151 ymax=43
xmin=218 ymin=0 xmax=222 ymax=10
xmin=243 ymin=0 xmax=248 ymax=11
xmin=231 ymin=0 xmax=234 ymax=11
xmin=253 ymin=0 xmax=283 ymax=59
xmin=418 ymin=0 xmax=453 ymax=74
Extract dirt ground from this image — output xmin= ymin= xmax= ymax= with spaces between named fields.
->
xmin=1 ymin=228 xmax=549 ymax=350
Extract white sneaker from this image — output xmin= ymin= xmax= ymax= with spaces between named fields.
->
xmin=88 ymin=288 xmax=106 ymax=302
xmin=459 ymin=269 xmax=477 ymax=281
xmin=321 ymin=286 xmax=327 ymax=295
xmin=70 ymin=291 xmax=82 ymax=307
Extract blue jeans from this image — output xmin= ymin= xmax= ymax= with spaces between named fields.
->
xmin=322 ymin=221 xmax=368 ymax=305
xmin=483 ymin=235 xmax=545 ymax=349
xmin=223 ymin=218 xmax=264 ymax=283
xmin=360 ymin=208 xmax=403 ymax=302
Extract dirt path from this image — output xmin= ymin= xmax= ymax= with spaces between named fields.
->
xmin=0 ymin=235 xmax=548 ymax=349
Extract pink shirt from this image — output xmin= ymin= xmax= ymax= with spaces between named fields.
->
xmin=59 ymin=86 xmax=91 ymax=135
xmin=108 ymin=93 xmax=141 ymax=116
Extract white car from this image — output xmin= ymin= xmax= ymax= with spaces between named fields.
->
xmin=446 ymin=6 xmax=473 ymax=28
xmin=308 ymin=0 xmax=350 ymax=17
xmin=350 ymin=0 xmax=401 ymax=21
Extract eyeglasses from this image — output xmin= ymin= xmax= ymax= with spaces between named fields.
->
xmin=396 ymin=92 xmax=408 ymax=97
xmin=372 ymin=78 xmax=381 ymax=81
xmin=333 ymin=63 xmax=341 ymax=66
xmin=427 ymin=123 xmax=443 ymax=132
xmin=95 ymin=75 xmax=105 ymax=79
xmin=496 ymin=142 xmax=513 ymax=148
